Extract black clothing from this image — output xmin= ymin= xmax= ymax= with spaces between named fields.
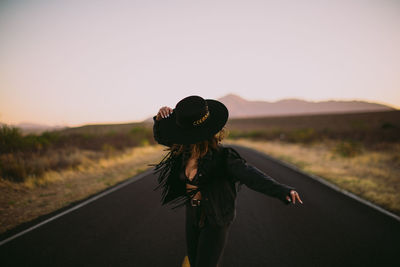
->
xmin=153 ymin=116 xmax=295 ymax=227
xmin=186 ymin=203 xmax=230 ymax=267
xmin=179 ymin=167 xmax=201 ymax=186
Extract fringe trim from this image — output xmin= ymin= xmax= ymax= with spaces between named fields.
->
xmin=150 ymin=149 xmax=202 ymax=210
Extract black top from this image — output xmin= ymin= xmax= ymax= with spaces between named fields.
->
xmin=179 ymin=167 xmax=200 ymax=186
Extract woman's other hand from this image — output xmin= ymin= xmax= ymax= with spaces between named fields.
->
xmin=286 ymin=190 xmax=303 ymax=204
xmin=156 ymin=106 xmax=173 ymax=121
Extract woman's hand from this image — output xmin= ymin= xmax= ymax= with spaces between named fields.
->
xmin=156 ymin=106 xmax=173 ymax=121
xmin=286 ymin=190 xmax=303 ymax=204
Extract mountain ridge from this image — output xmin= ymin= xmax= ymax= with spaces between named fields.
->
xmin=218 ymin=94 xmax=394 ymax=118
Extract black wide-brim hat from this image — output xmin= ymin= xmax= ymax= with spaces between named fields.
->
xmin=156 ymin=95 xmax=229 ymax=145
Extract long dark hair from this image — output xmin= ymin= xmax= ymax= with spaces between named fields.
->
xmin=170 ymin=127 xmax=227 ymax=159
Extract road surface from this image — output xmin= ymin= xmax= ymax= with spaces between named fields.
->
xmin=1 ymin=145 xmax=399 ymax=267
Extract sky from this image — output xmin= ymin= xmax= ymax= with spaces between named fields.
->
xmin=0 ymin=0 xmax=399 ymax=127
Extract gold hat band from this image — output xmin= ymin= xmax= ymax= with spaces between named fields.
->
xmin=193 ymin=110 xmax=210 ymax=126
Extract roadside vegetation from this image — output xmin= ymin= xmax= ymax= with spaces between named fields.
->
xmin=226 ymin=110 xmax=400 ymax=146
xmin=0 ymin=123 xmax=163 ymax=234
xmin=0 ymin=123 xmax=155 ymax=183
xmin=225 ymin=110 xmax=400 ymax=216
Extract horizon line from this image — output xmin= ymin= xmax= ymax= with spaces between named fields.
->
xmin=1 ymin=95 xmax=399 ymax=128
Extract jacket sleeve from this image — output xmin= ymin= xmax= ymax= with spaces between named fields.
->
xmin=225 ymin=147 xmax=295 ymax=204
xmin=153 ymin=116 xmax=173 ymax=147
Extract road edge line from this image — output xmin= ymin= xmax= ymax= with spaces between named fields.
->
xmin=231 ymin=144 xmax=400 ymax=223
xmin=0 ymin=168 xmax=154 ymax=247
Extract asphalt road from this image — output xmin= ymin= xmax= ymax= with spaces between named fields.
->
xmin=1 ymin=145 xmax=400 ymax=267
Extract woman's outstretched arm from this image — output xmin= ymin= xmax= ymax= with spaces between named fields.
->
xmin=225 ymin=147 xmax=303 ymax=205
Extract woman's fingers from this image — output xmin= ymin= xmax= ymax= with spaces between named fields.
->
xmin=289 ymin=190 xmax=303 ymax=205
xmin=164 ymin=108 xmax=172 ymax=117
xmin=166 ymin=108 xmax=172 ymax=117
xmin=296 ymin=193 xmax=303 ymax=204
xmin=158 ymin=107 xmax=167 ymax=118
xmin=158 ymin=106 xmax=173 ymax=118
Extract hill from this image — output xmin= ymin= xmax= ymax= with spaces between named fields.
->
xmin=218 ymin=94 xmax=395 ymax=118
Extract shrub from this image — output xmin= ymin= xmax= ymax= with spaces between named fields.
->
xmin=381 ymin=122 xmax=397 ymax=129
xmin=285 ymin=128 xmax=317 ymax=143
xmin=0 ymin=125 xmax=24 ymax=153
xmin=332 ymin=140 xmax=364 ymax=157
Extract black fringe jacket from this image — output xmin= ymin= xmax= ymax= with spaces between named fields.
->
xmin=152 ymin=116 xmax=295 ymax=226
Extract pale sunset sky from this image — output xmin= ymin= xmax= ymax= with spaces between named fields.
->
xmin=0 ymin=0 xmax=399 ymax=127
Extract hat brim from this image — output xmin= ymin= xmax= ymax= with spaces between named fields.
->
xmin=156 ymin=99 xmax=229 ymax=145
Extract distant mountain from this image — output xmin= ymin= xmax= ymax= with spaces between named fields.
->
xmin=218 ymin=94 xmax=395 ymax=118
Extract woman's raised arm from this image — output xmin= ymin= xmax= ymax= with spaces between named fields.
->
xmin=153 ymin=106 xmax=174 ymax=147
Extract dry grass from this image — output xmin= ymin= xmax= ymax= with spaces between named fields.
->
xmin=226 ymin=110 xmax=400 ymax=144
xmin=225 ymin=139 xmax=400 ymax=215
xmin=0 ymin=145 xmax=164 ymax=234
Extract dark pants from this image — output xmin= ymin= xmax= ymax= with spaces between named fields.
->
xmin=185 ymin=203 xmax=231 ymax=267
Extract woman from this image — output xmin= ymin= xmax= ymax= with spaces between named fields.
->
xmin=152 ymin=95 xmax=303 ymax=267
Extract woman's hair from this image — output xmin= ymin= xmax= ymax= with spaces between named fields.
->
xmin=171 ymin=127 xmax=227 ymax=159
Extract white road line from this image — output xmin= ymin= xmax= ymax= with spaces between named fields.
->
xmin=0 ymin=168 xmax=154 ymax=247
xmin=236 ymin=145 xmax=400 ymax=223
